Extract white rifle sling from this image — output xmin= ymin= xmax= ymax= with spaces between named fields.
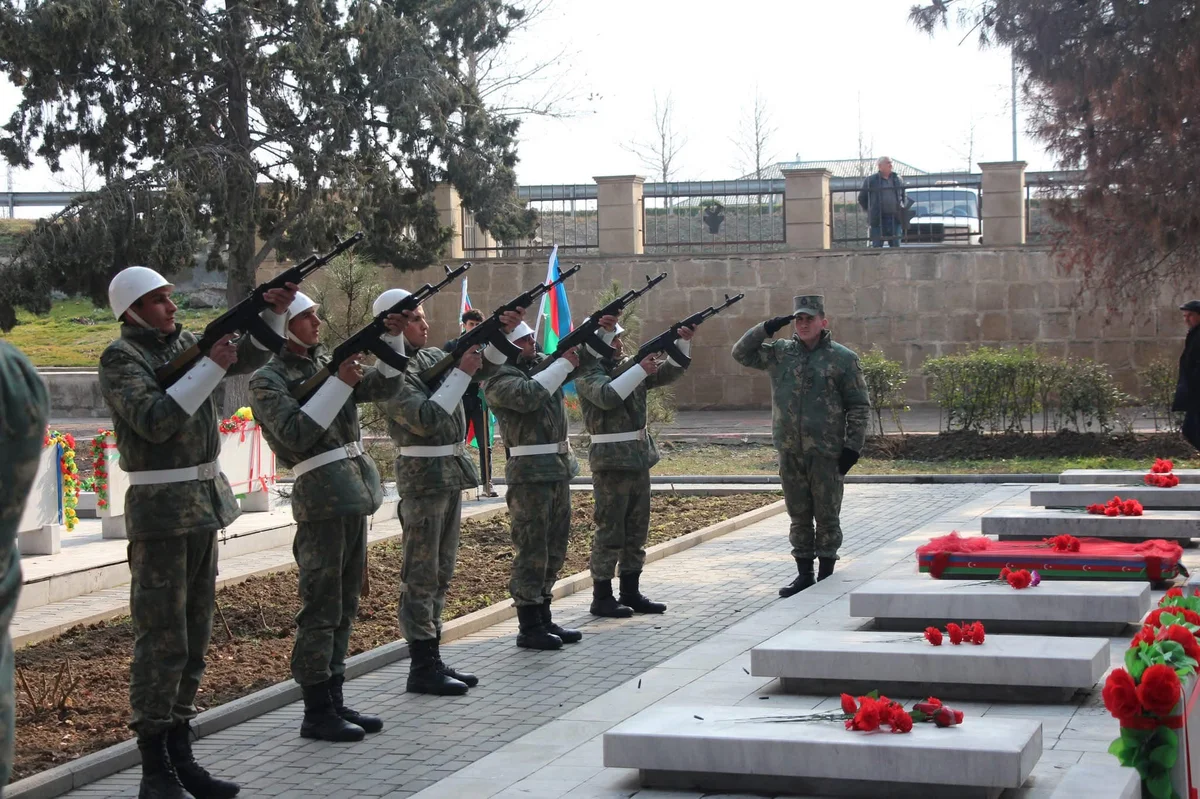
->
xmin=166 ymin=356 xmax=227 ymax=416
xmin=300 ymin=377 xmax=354 ymax=429
xmin=609 ymin=363 xmax=648 ymax=400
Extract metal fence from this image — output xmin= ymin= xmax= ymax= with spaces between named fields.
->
xmin=1025 ymin=170 xmax=1087 ymax=242
xmin=641 ymin=179 xmax=786 ymax=254
xmin=461 ymin=184 xmax=599 ymax=258
xmin=829 ymin=172 xmax=982 ymax=249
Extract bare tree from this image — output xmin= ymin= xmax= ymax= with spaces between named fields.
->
xmin=623 ymin=91 xmax=687 ymax=182
xmin=947 ymin=114 xmax=977 ymax=172
xmin=49 ymin=145 xmax=100 ymax=194
xmin=732 ymin=89 xmax=777 ymax=179
xmin=855 ymin=93 xmax=875 ymax=179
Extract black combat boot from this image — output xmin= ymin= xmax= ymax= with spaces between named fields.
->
xmin=541 ymin=595 xmax=583 ymax=643
xmin=516 ymin=603 xmax=564 ymax=650
xmin=300 ymin=680 xmax=365 ymax=742
xmin=407 ymin=638 xmax=469 ymax=695
xmin=328 ymin=674 xmax=383 ymax=733
xmin=589 ymin=579 xmax=633 ymax=618
xmin=618 ymin=571 xmax=666 ymax=614
xmin=817 ymin=557 xmax=836 ymax=582
xmin=137 ymin=732 xmax=195 ymax=799
xmin=165 ymin=722 xmax=239 ymax=799
xmin=779 ymin=560 xmax=816 ymax=597
xmin=434 ymin=636 xmax=479 ymax=688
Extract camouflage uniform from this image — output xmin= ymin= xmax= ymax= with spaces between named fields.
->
xmin=378 ymin=346 xmax=479 ymax=642
xmin=483 ymin=360 xmax=579 ymax=606
xmin=574 ymin=354 xmax=684 ymax=580
xmin=99 ymin=323 xmax=270 ymax=737
xmin=0 ymin=341 xmax=50 ymax=788
xmin=249 ymin=345 xmax=398 ymax=686
xmin=731 ymin=310 xmax=870 ymax=562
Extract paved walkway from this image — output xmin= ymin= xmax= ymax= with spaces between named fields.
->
xmin=60 ymin=483 xmax=999 ymax=798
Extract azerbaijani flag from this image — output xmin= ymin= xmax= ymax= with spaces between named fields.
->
xmin=460 ymin=274 xmax=473 ymax=321
xmin=535 ymin=245 xmax=573 ymax=353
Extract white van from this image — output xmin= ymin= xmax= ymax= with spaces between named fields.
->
xmin=904 ymin=186 xmax=982 ymax=245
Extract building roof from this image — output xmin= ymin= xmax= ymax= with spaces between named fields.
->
xmin=740 ymin=158 xmax=928 ymax=180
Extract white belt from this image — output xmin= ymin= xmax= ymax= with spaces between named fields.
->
xmin=127 ymin=461 xmax=220 ymax=486
xmin=400 ymin=443 xmax=467 ymax=458
xmin=293 ymin=441 xmax=364 ymax=477
xmin=590 ymin=428 xmax=647 ymax=444
xmin=507 ymin=440 xmax=570 ymax=457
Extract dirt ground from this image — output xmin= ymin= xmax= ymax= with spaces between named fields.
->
xmin=10 ymin=492 xmax=778 ymax=784
xmin=860 ymin=430 xmax=1197 ymax=461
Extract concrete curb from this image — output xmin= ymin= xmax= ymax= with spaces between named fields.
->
xmin=6 ymin=499 xmax=786 ymax=799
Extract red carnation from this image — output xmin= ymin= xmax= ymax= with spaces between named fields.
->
xmin=840 ymin=693 xmax=858 ymax=714
xmin=945 ymin=623 xmax=964 ymax=645
xmin=1122 ymin=499 xmax=1144 ymax=516
xmin=1130 ymin=625 xmax=1157 ymax=648
xmin=924 ymin=627 xmax=943 ymax=646
xmin=889 ymin=710 xmax=914 ymax=733
xmin=1006 ymin=570 xmax=1033 ymax=589
xmin=1087 ymin=503 xmax=1105 ymax=515
xmin=1160 ymin=625 xmax=1200 ymax=662
xmin=1166 ymin=587 xmax=1185 ymax=599
xmin=913 ymin=697 xmax=942 ymax=714
xmin=952 ymin=710 xmax=964 ymax=724
xmin=932 ymin=706 xmax=958 ymax=727
xmin=967 ymin=621 xmax=986 ymax=645
xmin=999 ymin=567 xmax=1011 ymax=579
xmin=848 ymin=699 xmax=882 ymax=732
xmin=1137 ymin=664 xmax=1183 ymax=716
xmin=1182 ymin=609 xmax=1200 ymax=626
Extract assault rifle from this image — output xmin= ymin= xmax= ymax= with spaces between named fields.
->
xmin=419 ymin=264 xmax=582 ymax=390
xmin=291 ymin=262 xmax=471 ymax=401
xmin=156 ymin=232 xmax=364 ymax=388
xmin=611 ymin=292 xmax=745 ymax=377
xmin=530 ymin=272 xmax=667 ymax=374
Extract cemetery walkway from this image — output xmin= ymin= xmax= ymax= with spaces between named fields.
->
xmin=52 ymin=482 xmax=1008 ymax=799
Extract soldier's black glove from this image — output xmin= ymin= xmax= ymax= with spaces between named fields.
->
xmin=838 ymin=448 xmax=860 ymax=476
xmin=763 ymin=315 xmax=795 ymax=337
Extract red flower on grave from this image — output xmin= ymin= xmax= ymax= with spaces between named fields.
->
xmin=1137 ymin=664 xmax=1183 ymax=717
xmin=1046 ymin=535 xmax=1082 ymax=552
xmin=913 ymin=697 xmax=942 ymax=714
xmin=847 ymin=698 xmax=882 ymax=732
xmin=945 ymin=623 xmax=964 ymax=645
xmin=890 ymin=709 xmax=914 ymax=733
xmin=1087 ymin=503 xmax=1106 ymax=515
xmin=924 ymin=627 xmax=943 ymax=646
xmin=1102 ymin=669 xmax=1141 ymax=721
xmin=1160 ymin=625 xmax=1200 ymax=662
xmin=840 ymin=693 xmax=858 ymax=715
xmin=1122 ymin=499 xmax=1144 ymax=516
xmin=1152 ymin=458 xmax=1175 ymax=474
xmin=1006 ymin=570 xmax=1033 ymax=589
xmin=1130 ymin=625 xmax=1157 ymax=648
xmin=932 ymin=706 xmax=959 ymax=727
xmin=999 ymin=567 xmax=1011 ymax=579
xmin=953 ymin=710 xmax=965 ymax=724
xmin=966 ymin=621 xmax=986 ymax=645
xmin=1166 ymin=587 xmax=1185 ymax=599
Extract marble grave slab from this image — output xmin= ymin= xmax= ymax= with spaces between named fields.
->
xmin=1060 ymin=468 xmax=1200 ymax=485
xmin=751 ymin=630 xmax=1107 ymax=702
xmin=982 ymin=507 xmax=1199 ymax=541
xmin=1030 ymin=484 xmax=1200 ymax=510
xmin=603 ymin=705 xmax=1042 ymax=799
xmin=850 ymin=578 xmax=1149 ymax=635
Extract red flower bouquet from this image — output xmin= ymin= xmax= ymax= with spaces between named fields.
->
xmin=924 ymin=621 xmax=985 ymax=646
xmin=1087 ymin=496 xmax=1144 ymax=516
xmin=1151 ymin=458 xmax=1176 ymax=474
xmin=747 ymin=693 xmax=965 ymax=735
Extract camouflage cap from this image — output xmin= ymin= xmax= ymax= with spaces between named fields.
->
xmin=793 ymin=295 xmax=825 ymax=317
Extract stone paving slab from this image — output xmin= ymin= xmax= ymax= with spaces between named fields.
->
xmin=37 ymin=483 xmax=997 ymax=799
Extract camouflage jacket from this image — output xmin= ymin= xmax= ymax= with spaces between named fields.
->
xmin=250 ymin=345 xmax=399 ymax=522
xmin=574 ymin=354 xmax=684 ymax=472
xmin=483 ymin=358 xmax=579 ymax=484
xmin=0 ymin=341 xmax=50 ymax=625
xmin=378 ymin=346 xmax=479 ymax=498
xmin=99 ymin=324 xmax=271 ymax=539
xmin=732 ymin=324 xmax=871 ymax=457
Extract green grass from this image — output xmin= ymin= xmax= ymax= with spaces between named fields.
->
xmin=1 ymin=298 xmax=223 ymax=367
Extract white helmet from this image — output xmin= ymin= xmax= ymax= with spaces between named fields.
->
xmin=109 ymin=266 xmax=172 ymax=324
xmin=373 ymin=288 xmax=411 ymax=317
xmin=285 ymin=292 xmax=319 ymax=344
xmin=506 ymin=321 xmax=535 ymax=344
xmin=599 ymin=323 xmax=625 ymax=345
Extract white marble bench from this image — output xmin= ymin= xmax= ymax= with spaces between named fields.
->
xmin=1060 ymin=468 xmax=1200 ymax=485
xmin=751 ymin=630 xmax=1108 ymax=702
xmin=603 ymin=705 xmax=1042 ymax=799
xmin=1048 ymin=763 xmax=1139 ymax=798
xmin=1030 ymin=484 xmax=1200 ymax=510
xmin=850 ymin=578 xmax=1149 ymax=635
xmin=982 ymin=507 xmax=1199 ymax=541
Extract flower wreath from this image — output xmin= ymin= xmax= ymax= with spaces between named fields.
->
xmin=89 ymin=430 xmax=115 ymax=510
xmin=43 ymin=429 xmax=80 ymax=531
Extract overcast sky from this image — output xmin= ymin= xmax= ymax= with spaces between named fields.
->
xmin=1 ymin=0 xmax=1057 ymax=207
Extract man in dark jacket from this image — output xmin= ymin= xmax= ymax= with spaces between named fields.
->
xmin=1173 ymin=300 xmax=1200 ymax=450
xmin=857 ymin=157 xmax=906 ymax=248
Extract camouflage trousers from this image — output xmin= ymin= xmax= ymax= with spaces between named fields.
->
xmin=778 ymin=450 xmax=844 ymax=562
xmin=506 ymin=481 xmax=571 ymax=607
xmin=0 ymin=545 xmax=20 ymax=788
xmin=128 ymin=530 xmax=217 ymax=737
xmin=590 ymin=469 xmax=651 ymax=581
xmin=291 ymin=516 xmax=367 ymax=686
xmin=398 ymin=492 xmax=462 ymax=642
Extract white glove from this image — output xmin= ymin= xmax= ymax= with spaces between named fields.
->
xmin=666 ymin=338 xmax=692 ymax=368
xmin=532 ymin=358 xmax=574 ymax=395
xmin=430 ymin=368 xmax=471 ymax=414
xmin=609 ymin=363 xmax=649 ymax=400
xmin=300 ymin=377 xmax=354 ymax=429
xmin=375 ymin=334 xmax=407 ymax=378
xmin=166 ymin=357 xmax=227 ymax=416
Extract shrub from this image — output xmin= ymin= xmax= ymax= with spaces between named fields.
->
xmin=859 ymin=347 xmax=908 ymax=436
xmin=1140 ymin=357 xmax=1184 ymax=432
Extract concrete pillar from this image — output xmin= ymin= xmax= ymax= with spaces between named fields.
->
xmin=594 ymin=175 xmax=645 ymax=255
xmin=979 ymin=161 xmax=1027 ymax=246
xmin=782 ymin=168 xmax=831 ymax=250
xmin=433 ymin=183 xmax=465 ymax=259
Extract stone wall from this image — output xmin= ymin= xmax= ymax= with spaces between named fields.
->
xmin=259 ymin=246 xmax=1198 ymax=410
